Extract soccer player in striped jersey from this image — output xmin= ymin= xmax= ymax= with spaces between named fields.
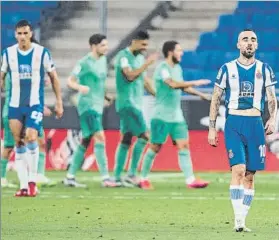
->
xmin=208 ymin=29 xmax=278 ymax=232
xmin=0 ymin=20 xmax=63 ymax=197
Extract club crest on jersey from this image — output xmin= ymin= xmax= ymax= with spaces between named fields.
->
xmin=228 ymin=150 xmax=234 ymax=159
xmin=256 ymin=70 xmax=262 ymax=79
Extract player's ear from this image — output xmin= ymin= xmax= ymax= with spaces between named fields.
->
xmin=236 ymin=42 xmax=241 ymax=50
xmin=255 ymin=42 xmax=258 ymax=50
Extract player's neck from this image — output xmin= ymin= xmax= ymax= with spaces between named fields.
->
xmin=237 ymin=55 xmax=256 ymax=66
xmin=91 ymin=50 xmax=100 ymax=60
xmin=166 ymin=58 xmax=175 ymax=67
xmin=18 ymin=42 xmax=32 ymax=51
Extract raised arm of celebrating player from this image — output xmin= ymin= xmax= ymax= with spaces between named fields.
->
xmin=183 ymin=87 xmax=211 ymax=101
xmin=144 ymin=76 xmax=156 ymax=96
xmin=121 ymin=53 xmax=157 ymax=82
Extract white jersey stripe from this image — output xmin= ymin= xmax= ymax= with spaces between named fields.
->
xmin=7 ymin=45 xmax=20 ymax=107
xmin=253 ymin=61 xmax=264 ymax=110
xmin=30 ymin=45 xmax=44 ymax=106
xmin=227 ymin=60 xmax=239 ymax=109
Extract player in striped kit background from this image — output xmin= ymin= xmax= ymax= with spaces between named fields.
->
xmin=208 ymin=29 xmax=277 ymax=232
xmin=1 ymin=20 xmax=64 ymax=197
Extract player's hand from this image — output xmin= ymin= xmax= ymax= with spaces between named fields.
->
xmin=208 ymin=128 xmax=218 ymax=147
xmin=194 ymin=79 xmax=211 ymax=87
xmin=200 ymin=94 xmax=211 ymax=101
xmin=43 ymin=106 xmax=52 ymax=117
xmin=78 ymin=85 xmax=90 ymax=95
xmin=265 ymin=117 xmax=275 ymax=135
xmin=55 ymin=101 xmax=64 ymax=119
xmin=145 ymin=53 xmax=159 ymax=66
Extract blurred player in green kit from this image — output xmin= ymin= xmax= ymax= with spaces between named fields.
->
xmin=139 ymin=41 xmax=211 ymax=189
xmin=1 ymin=74 xmax=55 ymax=188
xmin=63 ymin=34 xmax=116 ymax=188
xmin=113 ymin=30 xmax=157 ymax=186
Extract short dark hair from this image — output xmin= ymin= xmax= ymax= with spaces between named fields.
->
xmin=15 ymin=19 xmax=33 ymax=30
xmin=162 ymin=41 xmax=178 ymax=58
xmin=133 ymin=30 xmax=149 ymax=40
xmin=242 ymin=28 xmax=254 ymax=32
xmin=15 ymin=19 xmax=39 ymax=43
xmin=89 ymin=34 xmax=106 ymax=46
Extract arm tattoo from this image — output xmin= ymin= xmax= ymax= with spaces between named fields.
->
xmin=209 ymin=86 xmax=223 ymax=129
xmin=266 ymin=86 xmax=277 ymax=119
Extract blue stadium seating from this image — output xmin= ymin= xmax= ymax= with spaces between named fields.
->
xmin=181 ymin=1 xmax=279 ymax=92
xmin=1 ymin=1 xmax=58 ymax=49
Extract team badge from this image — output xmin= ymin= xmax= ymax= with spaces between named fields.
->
xmin=256 ymin=70 xmax=262 ymax=79
xmin=228 ymin=149 xmax=234 ymax=159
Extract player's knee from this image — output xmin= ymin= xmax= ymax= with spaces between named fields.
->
xmin=93 ymin=131 xmax=105 ymax=143
xmin=150 ymin=144 xmax=161 ymax=153
xmin=232 ymin=165 xmax=246 ymax=180
xmin=26 ymin=130 xmax=38 ymax=143
xmin=2 ymin=147 xmax=13 ymax=159
xmin=176 ymin=141 xmax=189 ymax=150
xmin=38 ymin=138 xmax=45 ymax=151
xmin=121 ymin=132 xmax=133 ymax=146
xmin=81 ymin=137 xmax=91 ymax=148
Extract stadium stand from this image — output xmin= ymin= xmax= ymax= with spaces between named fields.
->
xmin=181 ymin=1 xmax=279 ymax=92
xmin=1 ymin=1 xmax=278 ymax=105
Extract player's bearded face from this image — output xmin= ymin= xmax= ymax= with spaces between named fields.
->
xmin=134 ymin=40 xmax=148 ymax=54
xmin=97 ymin=39 xmax=108 ymax=56
xmin=172 ymin=44 xmax=183 ymax=63
xmin=15 ymin=26 xmax=32 ymax=47
xmin=237 ymin=31 xmax=258 ymax=59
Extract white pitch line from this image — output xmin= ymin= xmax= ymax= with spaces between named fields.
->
xmin=1 ymin=193 xmax=279 ymax=201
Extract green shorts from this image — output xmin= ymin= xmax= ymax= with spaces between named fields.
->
xmin=119 ymin=107 xmax=147 ymax=137
xmin=79 ymin=109 xmax=103 ymax=139
xmin=151 ymin=119 xmax=188 ymax=144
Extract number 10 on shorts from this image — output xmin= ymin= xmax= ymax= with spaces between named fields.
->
xmin=31 ymin=111 xmax=43 ymax=124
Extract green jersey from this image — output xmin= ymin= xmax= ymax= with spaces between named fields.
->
xmin=152 ymin=61 xmax=184 ymax=123
xmin=115 ymin=48 xmax=145 ymax=111
xmin=71 ymin=53 xmax=107 ymax=115
xmin=2 ymin=74 xmax=11 ymax=119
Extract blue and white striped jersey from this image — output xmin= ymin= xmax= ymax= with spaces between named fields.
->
xmin=1 ymin=43 xmax=55 ymax=107
xmin=215 ymin=59 xmax=277 ymax=112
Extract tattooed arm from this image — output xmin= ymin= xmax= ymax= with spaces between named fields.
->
xmin=265 ymin=85 xmax=278 ymax=135
xmin=208 ymin=85 xmax=224 ymax=146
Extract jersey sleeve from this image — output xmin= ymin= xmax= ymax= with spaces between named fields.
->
xmin=160 ymin=67 xmax=171 ymax=81
xmin=264 ymin=64 xmax=277 ymax=87
xmin=70 ymin=62 xmax=83 ymax=81
xmin=1 ymin=50 xmax=8 ymax=73
xmin=120 ymin=56 xmax=131 ymax=69
xmin=215 ymin=65 xmax=227 ymax=89
xmin=43 ymin=49 xmax=55 ymax=73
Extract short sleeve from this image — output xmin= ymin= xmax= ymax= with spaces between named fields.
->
xmin=120 ymin=57 xmax=131 ymax=69
xmin=1 ymin=50 xmax=8 ymax=73
xmin=161 ymin=68 xmax=171 ymax=81
xmin=71 ymin=62 xmax=82 ymax=80
xmin=264 ymin=64 xmax=277 ymax=87
xmin=215 ymin=65 xmax=227 ymax=89
xmin=43 ymin=49 xmax=55 ymax=73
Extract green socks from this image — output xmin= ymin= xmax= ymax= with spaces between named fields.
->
xmin=37 ymin=152 xmax=46 ymax=175
xmin=1 ymin=158 xmax=8 ymax=178
xmin=114 ymin=143 xmax=129 ymax=181
xmin=178 ymin=150 xmax=195 ymax=184
xmin=67 ymin=145 xmax=86 ymax=178
xmin=141 ymin=149 xmax=156 ymax=179
xmin=94 ymin=142 xmax=109 ymax=179
xmin=128 ymin=138 xmax=147 ymax=176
